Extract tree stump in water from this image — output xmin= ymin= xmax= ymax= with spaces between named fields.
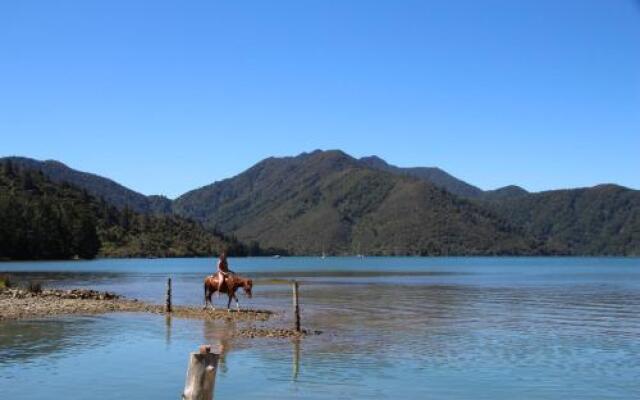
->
xmin=182 ymin=345 xmax=220 ymax=400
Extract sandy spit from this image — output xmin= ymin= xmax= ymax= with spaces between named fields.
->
xmin=0 ymin=288 xmax=271 ymax=322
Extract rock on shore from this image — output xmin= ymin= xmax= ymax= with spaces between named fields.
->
xmin=1 ymin=288 xmax=141 ymax=321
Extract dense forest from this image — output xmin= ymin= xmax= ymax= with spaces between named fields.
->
xmin=0 ymin=160 xmax=257 ymax=260
xmin=480 ymin=184 xmax=640 ymax=256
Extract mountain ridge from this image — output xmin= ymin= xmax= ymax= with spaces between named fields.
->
xmin=359 ymin=155 xmax=485 ymax=198
xmin=3 ymin=153 xmax=633 ymax=202
xmin=173 ymin=150 xmax=541 ymax=255
xmin=2 ymin=156 xmax=171 ymax=214
xmin=2 ymin=152 xmax=638 ymax=256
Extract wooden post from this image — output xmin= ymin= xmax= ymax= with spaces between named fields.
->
xmin=292 ymin=280 xmax=300 ymax=332
xmin=182 ymin=345 xmax=220 ymax=400
xmin=166 ymin=277 xmax=172 ymax=313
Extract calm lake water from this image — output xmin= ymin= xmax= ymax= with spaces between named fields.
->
xmin=1 ymin=257 xmax=639 ymax=399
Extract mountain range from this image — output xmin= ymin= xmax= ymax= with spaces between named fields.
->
xmin=2 ymin=151 xmax=639 ymax=257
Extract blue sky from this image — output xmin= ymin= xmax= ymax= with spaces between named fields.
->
xmin=1 ymin=0 xmax=638 ymax=198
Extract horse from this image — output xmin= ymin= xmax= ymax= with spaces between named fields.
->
xmin=203 ymin=274 xmax=253 ymax=311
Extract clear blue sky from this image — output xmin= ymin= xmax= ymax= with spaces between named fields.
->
xmin=1 ymin=0 xmax=638 ymax=198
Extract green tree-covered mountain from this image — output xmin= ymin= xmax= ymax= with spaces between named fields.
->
xmin=357 ymin=154 xmax=639 ymax=255
xmin=173 ymin=150 xmax=539 ymax=255
xmin=0 ymin=160 xmax=241 ymax=260
xmin=479 ymin=184 xmax=640 ymax=255
xmin=3 ymin=151 xmax=638 ymax=257
xmin=1 ymin=157 xmax=171 ymax=214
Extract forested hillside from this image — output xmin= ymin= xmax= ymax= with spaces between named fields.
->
xmin=1 ymin=157 xmax=171 ymax=214
xmin=174 ymin=151 xmax=541 ymax=255
xmin=480 ymin=184 xmax=640 ymax=255
xmin=0 ymin=160 xmax=243 ymax=260
xmin=4 ymin=152 xmax=638 ymax=257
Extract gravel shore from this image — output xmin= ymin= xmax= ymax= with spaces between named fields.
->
xmin=0 ymin=288 xmax=323 ymax=339
xmin=236 ymin=327 xmax=323 ymax=338
xmin=0 ymin=288 xmax=271 ymax=322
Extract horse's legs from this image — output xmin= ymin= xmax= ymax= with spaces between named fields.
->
xmin=226 ymin=294 xmax=232 ymax=311
xmin=203 ymin=285 xmax=216 ymax=311
xmin=234 ymin=294 xmax=240 ymax=311
xmin=210 ymin=288 xmax=216 ymax=311
xmin=203 ymin=284 xmax=209 ymax=309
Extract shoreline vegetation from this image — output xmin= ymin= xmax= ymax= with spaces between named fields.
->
xmin=2 ymin=254 xmax=639 ymax=264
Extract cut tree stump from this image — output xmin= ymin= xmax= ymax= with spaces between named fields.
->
xmin=182 ymin=345 xmax=220 ymax=400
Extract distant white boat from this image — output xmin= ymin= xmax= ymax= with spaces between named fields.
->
xmin=272 ymin=255 xmax=281 ymax=259
xmin=356 ymin=242 xmax=364 ymax=258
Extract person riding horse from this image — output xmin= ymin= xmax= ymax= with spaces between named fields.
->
xmin=204 ymin=252 xmax=252 ymax=310
xmin=216 ymin=251 xmax=233 ymax=293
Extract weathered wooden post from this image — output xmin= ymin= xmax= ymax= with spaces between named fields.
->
xmin=165 ymin=277 xmax=172 ymax=313
xmin=292 ymin=280 xmax=300 ymax=332
xmin=182 ymin=345 xmax=220 ymax=400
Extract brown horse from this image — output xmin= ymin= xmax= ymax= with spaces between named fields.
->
xmin=203 ymin=274 xmax=253 ymax=311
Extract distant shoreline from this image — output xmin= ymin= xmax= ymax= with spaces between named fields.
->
xmin=1 ymin=254 xmax=639 ymax=263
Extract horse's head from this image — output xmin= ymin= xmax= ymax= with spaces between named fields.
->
xmin=242 ymin=279 xmax=253 ymax=298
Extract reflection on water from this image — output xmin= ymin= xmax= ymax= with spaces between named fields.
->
xmin=292 ymin=338 xmax=300 ymax=381
xmin=165 ymin=314 xmax=172 ymax=347
xmin=1 ymin=257 xmax=639 ymax=399
xmin=0 ymin=317 xmax=106 ymax=366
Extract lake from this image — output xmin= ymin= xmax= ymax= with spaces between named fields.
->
xmin=1 ymin=257 xmax=639 ymax=399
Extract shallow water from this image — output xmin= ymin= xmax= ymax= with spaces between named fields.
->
xmin=1 ymin=257 xmax=639 ymax=399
